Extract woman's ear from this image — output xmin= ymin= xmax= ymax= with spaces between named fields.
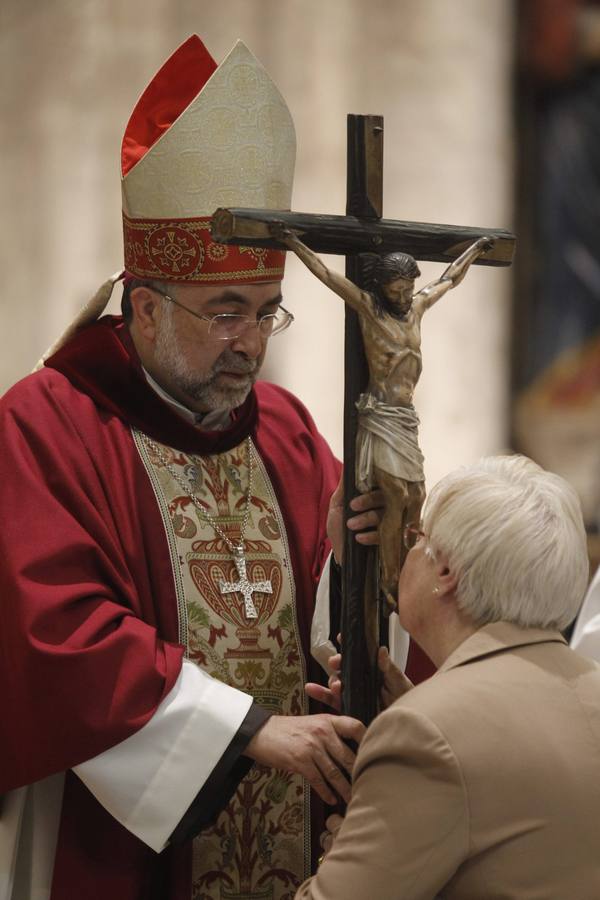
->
xmin=434 ymin=553 xmax=458 ymax=598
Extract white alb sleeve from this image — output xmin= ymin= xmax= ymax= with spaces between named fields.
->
xmin=311 ymin=554 xmax=337 ymax=670
xmin=73 ymin=659 xmax=252 ymax=852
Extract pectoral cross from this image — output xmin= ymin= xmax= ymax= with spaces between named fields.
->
xmin=219 ymin=547 xmax=272 ymax=620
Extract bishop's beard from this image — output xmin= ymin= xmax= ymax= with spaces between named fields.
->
xmin=154 ymin=307 xmax=259 ymax=412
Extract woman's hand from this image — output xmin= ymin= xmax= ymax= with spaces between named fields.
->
xmin=306 ymin=644 xmax=413 ymax=712
xmin=318 ymin=813 xmax=345 ymax=861
xmin=305 ymin=650 xmax=343 ymax=711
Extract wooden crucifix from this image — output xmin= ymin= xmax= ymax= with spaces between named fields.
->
xmin=212 ymin=114 xmax=515 ymax=726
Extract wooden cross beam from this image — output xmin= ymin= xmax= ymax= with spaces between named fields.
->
xmin=211 ymin=209 xmax=515 ymax=266
xmin=212 ymin=115 xmax=515 ymax=726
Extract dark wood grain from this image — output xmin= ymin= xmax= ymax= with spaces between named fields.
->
xmin=211 ymin=208 xmax=515 ymax=266
xmin=340 ymin=116 xmax=382 ymax=726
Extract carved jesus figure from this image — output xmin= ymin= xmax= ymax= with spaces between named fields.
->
xmin=272 ymin=225 xmax=495 ymax=605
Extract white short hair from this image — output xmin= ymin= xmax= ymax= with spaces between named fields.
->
xmin=422 ymin=454 xmax=589 ymax=630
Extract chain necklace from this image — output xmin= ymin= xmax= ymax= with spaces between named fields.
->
xmin=143 ymin=435 xmax=272 ymax=619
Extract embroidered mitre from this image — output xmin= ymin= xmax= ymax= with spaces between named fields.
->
xmin=121 ymin=35 xmax=296 ymax=285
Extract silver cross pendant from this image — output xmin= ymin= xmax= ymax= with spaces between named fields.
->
xmin=219 ymin=547 xmax=272 ymax=619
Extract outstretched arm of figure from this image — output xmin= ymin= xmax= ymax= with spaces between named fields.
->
xmin=412 ymin=235 xmax=496 ymax=315
xmin=269 ymin=222 xmax=369 ymax=314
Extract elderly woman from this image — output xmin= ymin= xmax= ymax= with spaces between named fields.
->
xmin=297 ymin=454 xmax=597 ymax=900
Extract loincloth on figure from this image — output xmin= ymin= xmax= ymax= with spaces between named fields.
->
xmin=355 ymin=393 xmax=425 ymax=493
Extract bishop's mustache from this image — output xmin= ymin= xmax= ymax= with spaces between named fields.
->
xmin=213 ymin=350 xmax=258 ymax=375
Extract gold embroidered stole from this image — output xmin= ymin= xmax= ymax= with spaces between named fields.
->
xmin=134 ymin=431 xmax=310 ymax=899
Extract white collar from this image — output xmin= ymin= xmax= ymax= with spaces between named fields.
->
xmin=143 ymin=369 xmax=233 ymax=431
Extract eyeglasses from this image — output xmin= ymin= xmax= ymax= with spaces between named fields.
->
xmin=403 ymin=523 xmax=426 ymax=551
xmin=155 ymin=290 xmax=294 ymax=341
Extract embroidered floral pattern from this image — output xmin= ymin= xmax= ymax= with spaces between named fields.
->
xmin=143 ymin=437 xmax=310 ymax=899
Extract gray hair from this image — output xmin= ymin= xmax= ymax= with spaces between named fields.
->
xmin=422 ymin=454 xmax=589 ymax=631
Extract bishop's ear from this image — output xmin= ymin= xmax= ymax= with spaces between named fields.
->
xmin=129 ymin=287 xmax=162 ymax=341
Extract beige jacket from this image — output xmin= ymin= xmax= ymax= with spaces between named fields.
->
xmin=296 ymin=622 xmax=600 ymax=899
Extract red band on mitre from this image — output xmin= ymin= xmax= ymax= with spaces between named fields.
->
xmin=123 ymin=214 xmax=285 ymax=285
xmin=121 ymin=36 xmax=217 ymax=177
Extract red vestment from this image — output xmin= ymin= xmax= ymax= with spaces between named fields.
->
xmin=0 ymin=317 xmax=339 ymax=899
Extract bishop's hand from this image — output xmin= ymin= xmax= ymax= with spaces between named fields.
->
xmin=243 ymin=712 xmax=366 ymax=804
xmin=327 ymin=472 xmax=385 ymax=564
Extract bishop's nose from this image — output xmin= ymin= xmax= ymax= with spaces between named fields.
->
xmin=229 ymin=323 xmax=265 ymax=358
